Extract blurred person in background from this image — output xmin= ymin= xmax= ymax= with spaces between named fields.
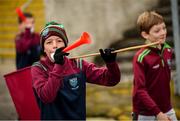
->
xmin=15 ymin=12 xmax=41 ymax=70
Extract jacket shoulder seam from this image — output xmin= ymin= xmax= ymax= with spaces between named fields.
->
xmin=137 ymin=49 xmax=151 ymax=63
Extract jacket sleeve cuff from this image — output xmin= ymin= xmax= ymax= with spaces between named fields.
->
xmin=152 ymin=106 xmax=161 ymax=116
xmin=106 ymin=61 xmax=119 ymax=68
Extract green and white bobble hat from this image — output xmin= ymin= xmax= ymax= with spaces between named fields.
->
xmin=40 ymin=21 xmax=69 ymax=51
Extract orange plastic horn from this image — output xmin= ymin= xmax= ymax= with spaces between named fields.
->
xmin=63 ymin=32 xmax=91 ymax=52
xmin=16 ymin=7 xmax=26 ymax=22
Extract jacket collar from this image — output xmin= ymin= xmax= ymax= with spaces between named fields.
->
xmin=40 ymin=56 xmax=54 ymax=71
xmin=145 ymin=40 xmax=170 ymax=53
xmin=40 ymin=56 xmax=70 ymax=71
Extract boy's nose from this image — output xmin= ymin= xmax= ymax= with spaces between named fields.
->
xmin=52 ymin=41 xmax=58 ymax=49
xmin=161 ymin=29 xmax=167 ymax=35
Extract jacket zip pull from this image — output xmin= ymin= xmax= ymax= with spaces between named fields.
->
xmin=159 ymin=51 xmax=165 ymax=67
xmin=161 ymin=59 xmax=164 ymax=67
xmin=160 ymin=48 xmax=165 ymax=67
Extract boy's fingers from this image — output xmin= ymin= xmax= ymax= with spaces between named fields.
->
xmin=63 ymin=52 xmax=69 ymax=56
xmin=99 ymin=49 xmax=104 ymax=55
xmin=55 ymin=47 xmax=65 ymax=54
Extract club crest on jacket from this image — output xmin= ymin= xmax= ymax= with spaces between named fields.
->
xmin=69 ymin=77 xmax=79 ymax=90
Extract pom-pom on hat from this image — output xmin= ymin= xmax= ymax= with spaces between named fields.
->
xmin=40 ymin=21 xmax=68 ymax=51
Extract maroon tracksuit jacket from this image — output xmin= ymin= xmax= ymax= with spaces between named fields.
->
xmin=15 ymin=28 xmax=40 ymax=69
xmin=132 ymin=42 xmax=173 ymax=116
xmin=31 ymin=56 xmax=121 ymax=119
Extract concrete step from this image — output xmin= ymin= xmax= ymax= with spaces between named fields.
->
xmin=0 ymin=3 xmax=44 ymax=10
xmin=0 ymin=33 xmax=16 ymax=40
xmin=110 ymin=38 xmax=144 ymax=50
xmin=164 ymin=15 xmax=173 ymax=26
xmin=0 ymin=42 xmax=14 ymax=48
xmin=0 ymin=18 xmax=44 ymax=25
xmin=0 ymin=0 xmax=41 ymax=2
xmin=118 ymin=61 xmax=133 ymax=74
xmin=167 ymin=26 xmax=173 ymax=36
xmin=117 ymin=51 xmax=136 ymax=62
xmin=0 ymin=25 xmax=42 ymax=35
xmin=123 ymin=28 xmax=139 ymax=39
xmin=155 ymin=5 xmax=180 ymax=16
xmin=0 ymin=10 xmax=44 ymax=17
xmin=0 ymin=48 xmax=15 ymax=59
xmin=158 ymin=0 xmax=180 ymax=7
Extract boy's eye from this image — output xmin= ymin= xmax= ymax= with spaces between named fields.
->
xmin=46 ymin=41 xmax=52 ymax=44
xmin=57 ymin=39 xmax=63 ymax=42
xmin=163 ymin=26 xmax=166 ymax=30
xmin=154 ymin=29 xmax=160 ymax=33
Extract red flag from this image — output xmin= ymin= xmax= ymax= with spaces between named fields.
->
xmin=4 ymin=67 xmax=40 ymax=120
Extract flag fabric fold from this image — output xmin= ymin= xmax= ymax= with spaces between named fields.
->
xmin=4 ymin=67 xmax=40 ymax=120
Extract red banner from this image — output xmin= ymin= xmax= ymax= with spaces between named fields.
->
xmin=4 ymin=67 xmax=40 ymax=120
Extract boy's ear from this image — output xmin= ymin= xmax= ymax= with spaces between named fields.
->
xmin=141 ymin=31 xmax=149 ymax=40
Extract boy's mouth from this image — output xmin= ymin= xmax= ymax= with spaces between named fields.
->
xmin=158 ymin=39 xmax=165 ymax=44
xmin=160 ymin=37 xmax=166 ymax=39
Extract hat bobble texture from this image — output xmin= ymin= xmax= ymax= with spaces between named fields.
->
xmin=40 ymin=21 xmax=68 ymax=51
